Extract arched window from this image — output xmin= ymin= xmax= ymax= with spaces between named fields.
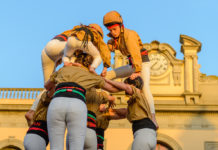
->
xmin=0 ymin=138 xmax=24 ymax=150
xmin=156 ymin=142 xmax=173 ymax=150
xmin=0 ymin=145 xmax=21 ymax=150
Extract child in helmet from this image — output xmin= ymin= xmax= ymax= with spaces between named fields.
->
xmin=103 ymin=11 xmax=158 ymax=128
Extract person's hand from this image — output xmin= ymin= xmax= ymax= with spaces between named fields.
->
xmin=130 ymin=72 xmax=141 ymax=80
xmin=108 ymin=95 xmax=116 ymax=108
xmin=71 ymin=62 xmax=82 ymax=67
xmin=109 ymin=100 xmax=116 ymax=108
xmin=99 ymin=104 xmax=106 ymax=112
xmin=64 ymin=62 xmax=72 ymax=67
xmin=47 ymin=87 xmax=55 ymax=98
xmin=101 ymin=67 xmax=107 ymax=77
xmin=25 ymin=110 xmax=35 ymax=127
xmin=89 ymin=66 xmax=98 ymax=75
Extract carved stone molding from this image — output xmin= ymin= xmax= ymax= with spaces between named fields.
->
xmin=157 ymin=133 xmax=182 ymax=150
xmin=144 ymin=41 xmax=184 ymax=87
xmin=0 ymin=138 xmax=24 ymax=150
xmin=180 ymin=34 xmax=202 ymax=54
xmin=199 ymin=74 xmax=218 ymax=84
xmin=205 ymin=141 xmax=218 ymax=150
xmin=183 ymin=92 xmax=202 ymax=104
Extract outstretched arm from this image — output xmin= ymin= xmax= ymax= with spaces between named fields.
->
xmin=102 ymin=82 xmax=121 ymax=93
xmin=104 ymin=79 xmax=133 ymax=95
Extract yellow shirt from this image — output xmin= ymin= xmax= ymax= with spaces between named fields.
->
xmin=107 ymin=28 xmax=143 ymax=72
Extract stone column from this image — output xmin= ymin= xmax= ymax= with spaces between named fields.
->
xmin=180 ymin=35 xmax=202 ymax=104
xmin=192 ymin=55 xmax=199 ymax=92
xmin=184 ymin=55 xmax=192 ymax=92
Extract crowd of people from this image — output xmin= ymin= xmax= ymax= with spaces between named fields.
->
xmin=23 ymin=10 xmax=158 ymax=150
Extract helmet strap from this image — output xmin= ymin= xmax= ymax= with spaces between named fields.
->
xmin=107 ymin=24 xmax=120 ymax=29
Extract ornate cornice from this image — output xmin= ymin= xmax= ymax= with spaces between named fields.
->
xmin=180 ymin=34 xmax=202 ymax=53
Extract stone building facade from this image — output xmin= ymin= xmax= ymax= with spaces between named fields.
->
xmin=0 ymin=35 xmax=218 ymax=150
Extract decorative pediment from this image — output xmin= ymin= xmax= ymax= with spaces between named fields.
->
xmin=180 ymin=34 xmax=202 ymax=53
xmin=144 ymin=41 xmax=183 ymax=85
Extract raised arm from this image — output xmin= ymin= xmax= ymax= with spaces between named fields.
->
xmin=102 ymin=82 xmax=121 ymax=93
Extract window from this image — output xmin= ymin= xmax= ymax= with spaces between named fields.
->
xmin=156 ymin=142 xmax=173 ymax=150
xmin=0 ymin=145 xmax=21 ymax=150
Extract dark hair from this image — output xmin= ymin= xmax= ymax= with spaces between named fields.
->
xmin=74 ymin=50 xmax=93 ymax=68
xmin=124 ymin=76 xmax=144 ymax=90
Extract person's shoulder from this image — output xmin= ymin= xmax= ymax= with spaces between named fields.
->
xmin=124 ymin=28 xmax=138 ymax=37
xmin=130 ymin=85 xmax=142 ymax=96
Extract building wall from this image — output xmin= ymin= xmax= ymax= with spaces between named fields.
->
xmin=1 ymin=35 xmax=218 ymax=150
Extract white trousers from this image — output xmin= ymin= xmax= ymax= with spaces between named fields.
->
xmin=47 ymin=97 xmax=87 ymax=150
xmin=41 ymin=39 xmax=66 ymax=83
xmin=132 ymin=128 xmax=157 ymax=150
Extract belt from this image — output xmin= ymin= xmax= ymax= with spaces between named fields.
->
xmin=96 ymin=128 xmax=105 ymax=149
xmin=132 ymin=118 xmax=157 ymax=134
xmin=87 ymin=110 xmax=96 ymax=130
xmin=128 ymin=48 xmax=150 ymax=65
xmin=27 ymin=120 xmax=49 ymax=145
xmin=53 ymin=82 xmax=86 ymax=103
xmin=52 ymin=34 xmax=68 ymax=41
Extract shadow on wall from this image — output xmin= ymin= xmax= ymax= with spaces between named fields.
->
xmin=177 ymin=108 xmax=217 ymax=150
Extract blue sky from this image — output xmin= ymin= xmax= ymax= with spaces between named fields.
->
xmin=0 ymin=0 xmax=218 ymax=88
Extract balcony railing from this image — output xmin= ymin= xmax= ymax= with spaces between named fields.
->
xmin=0 ymin=88 xmax=44 ymax=100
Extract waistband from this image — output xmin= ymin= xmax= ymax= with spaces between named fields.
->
xmin=52 ymin=34 xmax=68 ymax=41
xmin=132 ymin=118 xmax=157 ymax=134
xmin=53 ymin=82 xmax=86 ymax=103
xmin=87 ymin=110 xmax=96 ymax=131
xmin=27 ymin=120 xmax=49 ymax=145
xmin=96 ymin=128 xmax=105 ymax=150
xmin=128 ymin=48 xmax=150 ymax=65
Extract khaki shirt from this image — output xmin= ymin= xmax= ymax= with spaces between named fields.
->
xmin=70 ymin=25 xmax=111 ymax=68
xmin=86 ymin=89 xmax=110 ymax=114
xmin=50 ymin=66 xmax=105 ymax=90
xmin=33 ymin=91 xmax=51 ymax=122
xmin=96 ymin=111 xmax=110 ymax=130
xmin=127 ymin=86 xmax=152 ymax=122
xmin=107 ymin=28 xmax=143 ymax=72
